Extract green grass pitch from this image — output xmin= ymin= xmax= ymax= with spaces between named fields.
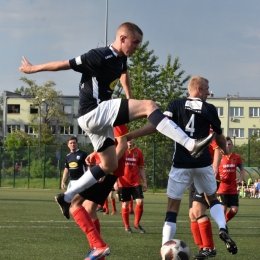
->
xmin=0 ymin=188 xmax=259 ymax=260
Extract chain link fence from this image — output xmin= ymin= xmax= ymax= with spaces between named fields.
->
xmin=0 ymin=142 xmax=259 ymax=190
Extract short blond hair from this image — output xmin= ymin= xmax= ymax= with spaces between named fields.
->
xmin=188 ymin=76 xmax=209 ymax=93
xmin=116 ymin=22 xmax=143 ymax=37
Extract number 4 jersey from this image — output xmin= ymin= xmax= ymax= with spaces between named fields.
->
xmin=164 ymin=98 xmax=222 ymax=169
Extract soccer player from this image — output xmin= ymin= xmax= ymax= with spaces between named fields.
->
xmin=61 ymin=136 xmax=88 ymax=191
xmin=19 ymin=22 xmax=214 ymax=251
xmin=126 ymin=76 xmax=238 ymax=255
xmin=217 ymin=137 xmax=245 ymax=223
xmin=189 ymin=135 xmax=222 ymax=259
xmin=117 ymin=139 xmax=147 ymax=234
xmin=76 ymin=124 xmax=128 ymax=260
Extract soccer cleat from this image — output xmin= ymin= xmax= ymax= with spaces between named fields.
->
xmin=84 ymin=245 xmax=110 ymax=260
xmin=134 ymin=225 xmax=146 ymax=234
xmin=190 ymin=132 xmax=216 ymax=158
xmin=129 ymin=210 xmax=134 ymax=215
xmin=193 ymin=247 xmax=216 ymax=259
xmin=96 ymin=207 xmax=105 ymax=212
xmin=111 ymin=210 xmax=117 ymax=215
xmin=54 ymin=193 xmax=71 ymax=219
xmin=125 ymin=227 xmax=132 ymax=233
xmin=103 ymin=212 xmax=109 ymax=215
xmin=219 ymin=228 xmax=238 ymax=254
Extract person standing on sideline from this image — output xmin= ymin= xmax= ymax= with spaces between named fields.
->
xmin=217 ymin=137 xmax=245 ymax=223
xmin=61 ymin=136 xmax=88 ymax=191
xmin=117 ymin=139 xmax=147 ymax=234
xmin=126 ymin=76 xmax=238 ymax=255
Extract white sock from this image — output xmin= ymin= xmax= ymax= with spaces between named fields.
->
xmin=64 ymin=170 xmax=97 ymax=202
xmin=156 ymin=118 xmax=195 ymax=151
xmin=162 ymin=221 xmax=176 ymax=245
xmin=210 ymin=204 xmax=226 ymax=229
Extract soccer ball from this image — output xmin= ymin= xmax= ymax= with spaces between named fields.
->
xmin=160 ymin=239 xmax=191 ymax=260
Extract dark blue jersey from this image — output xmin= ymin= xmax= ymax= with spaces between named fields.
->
xmin=65 ymin=149 xmax=88 ymax=180
xmin=164 ymin=98 xmax=222 ymax=168
xmin=69 ymin=46 xmax=127 ymax=116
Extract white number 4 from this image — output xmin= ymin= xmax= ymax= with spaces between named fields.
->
xmin=185 ymin=114 xmax=195 ymax=136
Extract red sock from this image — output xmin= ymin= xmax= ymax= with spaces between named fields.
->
xmin=92 ymin=218 xmax=101 ymax=234
xmin=103 ymin=199 xmax=109 ymax=214
xmin=129 ymin=198 xmax=133 ymax=212
xmin=111 ymin=198 xmax=116 ymax=212
xmin=198 ymin=219 xmax=214 ymax=250
xmin=190 ymin=222 xmax=203 ymax=249
xmin=122 ymin=207 xmax=130 ymax=228
xmin=134 ymin=204 xmax=143 ymax=226
xmin=72 ymin=206 xmax=106 ymax=248
xmin=92 ymin=218 xmax=105 ymax=260
xmin=225 ymin=210 xmax=236 ymax=222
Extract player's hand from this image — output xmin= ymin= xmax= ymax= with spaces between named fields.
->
xmin=142 ymin=183 xmax=148 ymax=192
xmin=19 ymin=56 xmax=33 ymax=74
xmin=113 ymin=182 xmax=118 ymax=191
xmin=61 ymin=182 xmax=66 ymax=190
xmin=86 ymin=152 xmax=96 ymax=166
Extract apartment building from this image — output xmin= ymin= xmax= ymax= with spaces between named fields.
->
xmin=207 ymin=94 xmax=260 ymax=145
xmin=2 ymin=91 xmax=90 ymax=144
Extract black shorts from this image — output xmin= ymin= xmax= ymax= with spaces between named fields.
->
xmin=118 ymin=185 xmax=144 ymax=202
xmin=79 ymin=174 xmax=118 ymax=206
xmin=217 ymin=194 xmax=239 ymax=208
xmin=189 ymin=183 xmax=208 ymax=209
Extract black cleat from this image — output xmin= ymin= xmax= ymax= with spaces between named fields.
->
xmin=193 ymin=247 xmax=216 ymax=259
xmin=54 ymin=193 xmax=71 ymax=219
xmin=134 ymin=225 xmax=146 ymax=234
xmin=129 ymin=210 xmax=134 ymax=215
xmin=190 ymin=132 xmax=216 ymax=158
xmin=125 ymin=227 xmax=132 ymax=233
xmin=219 ymin=228 xmax=238 ymax=254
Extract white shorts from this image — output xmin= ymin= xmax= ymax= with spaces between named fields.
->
xmin=78 ymin=99 xmax=121 ymax=151
xmin=167 ymin=165 xmax=217 ymax=200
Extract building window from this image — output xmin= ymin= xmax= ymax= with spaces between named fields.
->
xmin=249 ymin=107 xmax=260 ymax=117
xmin=7 ymin=104 xmax=20 ymax=113
xmin=24 ymin=125 xmax=35 ymax=134
xmin=7 ymin=125 xmax=20 ymax=133
xmin=50 ymin=125 xmax=56 ymax=134
xmin=216 ymin=107 xmax=223 ymax=117
xmin=78 ymin=126 xmax=86 ymax=135
xmin=229 ymin=128 xmax=244 ymax=138
xmin=64 ymin=105 xmax=72 ymax=114
xmin=30 ymin=105 xmax=39 ymax=114
xmin=230 ymin=107 xmax=244 ymax=117
xmin=60 ymin=125 xmax=74 ymax=135
xmin=248 ymin=128 xmax=260 ymax=137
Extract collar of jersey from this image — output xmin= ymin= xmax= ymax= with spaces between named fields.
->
xmin=109 ymin=45 xmax=118 ymax=57
xmin=71 ymin=149 xmax=79 ymax=153
xmin=187 ymin=97 xmax=202 ymax=101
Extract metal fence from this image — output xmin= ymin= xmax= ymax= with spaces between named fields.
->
xmin=0 ymin=142 xmax=259 ymax=190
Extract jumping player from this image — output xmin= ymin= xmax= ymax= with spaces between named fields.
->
xmin=19 ymin=22 xmax=214 ymax=257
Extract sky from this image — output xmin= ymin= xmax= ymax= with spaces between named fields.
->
xmin=1 ymin=0 xmax=260 ymax=98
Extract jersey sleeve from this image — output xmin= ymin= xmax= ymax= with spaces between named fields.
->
xmin=114 ymin=124 xmax=129 ymax=138
xmin=69 ymin=49 xmax=103 ymax=75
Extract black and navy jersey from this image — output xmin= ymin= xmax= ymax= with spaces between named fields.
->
xmin=69 ymin=46 xmax=127 ymax=116
xmin=164 ymin=98 xmax=222 ymax=169
xmin=65 ymin=149 xmax=88 ymax=180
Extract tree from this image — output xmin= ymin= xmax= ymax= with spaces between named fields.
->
xmin=114 ymin=41 xmax=191 ymax=142
xmin=4 ymin=77 xmax=69 ymax=147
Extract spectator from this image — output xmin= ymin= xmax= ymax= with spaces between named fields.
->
xmin=14 ymin=163 xmax=20 ymax=177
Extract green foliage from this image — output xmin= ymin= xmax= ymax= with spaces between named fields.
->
xmin=114 ymin=41 xmax=190 ymax=142
xmin=29 ymin=157 xmax=57 ymax=178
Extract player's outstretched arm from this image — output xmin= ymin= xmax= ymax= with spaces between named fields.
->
xmin=19 ymin=56 xmax=71 ymax=74
xmin=215 ymin=134 xmax=227 ymax=155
